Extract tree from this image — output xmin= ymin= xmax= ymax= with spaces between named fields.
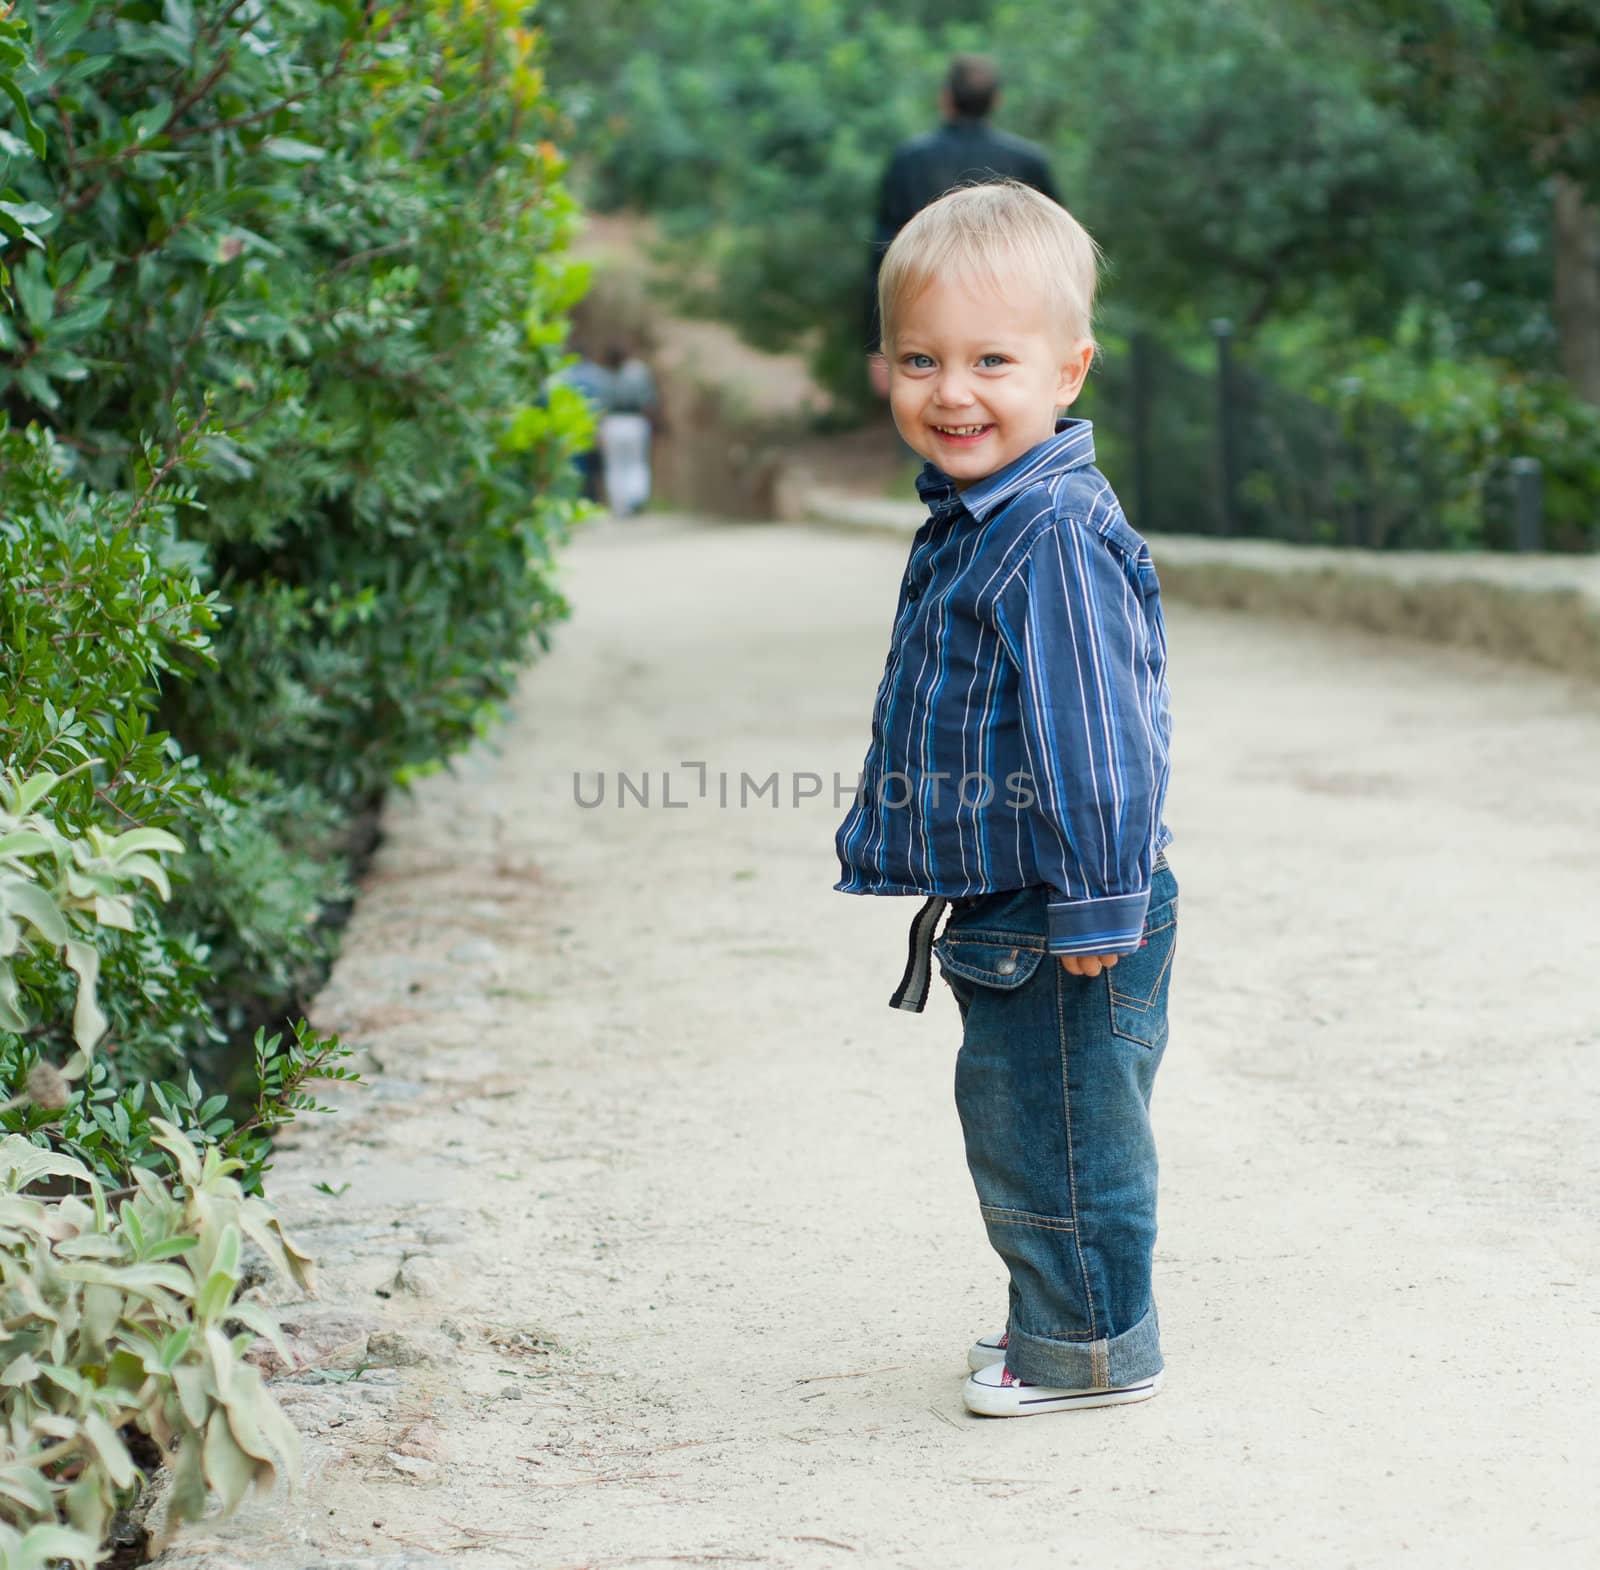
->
xmin=545 ymin=0 xmax=990 ymax=408
xmin=547 ymin=0 xmax=1530 ymax=394
xmin=1334 ymin=0 xmax=1600 ymax=400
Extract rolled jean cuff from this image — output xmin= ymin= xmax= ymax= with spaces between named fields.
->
xmin=1005 ymin=1301 xmax=1163 ymax=1390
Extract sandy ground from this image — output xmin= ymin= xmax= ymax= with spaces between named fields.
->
xmin=162 ymin=513 xmax=1599 ymax=1570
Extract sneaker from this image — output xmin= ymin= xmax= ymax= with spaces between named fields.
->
xmin=963 ymin=1361 xmax=1163 ymax=1418
xmin=968 ymin=1331 xmax=1009 ymax=1372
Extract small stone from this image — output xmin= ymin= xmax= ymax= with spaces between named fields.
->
xmin=394 ymin=1256 xmax=448 ymax=1297
xmin=269 ymin=1388 xmax=349 ymax=1434
xmin=367 ymin=1329 xmax=455 ymax=1367
xmin=392 ymin=1423 xmax=442 ymax=1460
xmin=238 ymin=1271 xmax=303 ymax=1310
xmin=247 ymin=1308 xmax=380 ymax=1376
xmin=448 ymin=938 xmax=501 ymax=966
xmin=498 ymin=1385 xmax=525 ymax=1401
xmin=387 ymin=1453 xmax=438 ymax=1481
xmin=342 ymin=1379 xmax=403 ymax=1406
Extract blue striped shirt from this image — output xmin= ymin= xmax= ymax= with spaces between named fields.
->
xmin=834 ymin=419 xmax=1173 ymax=956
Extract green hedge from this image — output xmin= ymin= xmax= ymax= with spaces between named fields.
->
xmin=2 ymin=0 xmax=588 ymax=1156
xmin=1 ymin=2 xmax=586 ymax=1550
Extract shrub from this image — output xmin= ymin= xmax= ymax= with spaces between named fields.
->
xmin=0 ymin=1126 xmax=309 ymax=1562
xmin=1317 ymin=337 xmax=1600 ymax=552
xmin=1223 ymin=311 xmax=1600 ymax=550
xmin=1 ymin=1 xmax=586 ymax=1108
xmin=3 ymin=0 xmax=588 ymax=802
xmin=0 ymin=762 xmax=315 ymax=1560
xmin=0 ymin=2 xmax=583 ymax=1553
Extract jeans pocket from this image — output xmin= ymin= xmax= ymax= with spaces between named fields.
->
xmin=1107 ymin=893 xmax=1178 ymax=1050
xmin=933 ymin=932 xmax=1046 ymax=992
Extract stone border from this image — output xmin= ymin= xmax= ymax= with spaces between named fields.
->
xmin=786 ymin=480 xmax=1600 ymax=683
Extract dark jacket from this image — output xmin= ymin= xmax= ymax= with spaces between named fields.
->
xmin=866 ymin=117 xmax=1059 ymax=349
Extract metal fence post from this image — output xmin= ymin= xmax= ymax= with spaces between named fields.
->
xmin=1130 ymin=330 xmax=1153 ymax=533
xmin=1212 ymin=318 xmax=1238 ymax=535
xmin=1509 ymin=456 xmax=1543 ymax=552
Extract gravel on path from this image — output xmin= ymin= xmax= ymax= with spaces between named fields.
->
xmin=158 ymin=514 xmax=1600 ymax=1570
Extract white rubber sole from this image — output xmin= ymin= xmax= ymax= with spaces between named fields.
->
xmin=962 ymin=1366 xmax=1164 ymax=1418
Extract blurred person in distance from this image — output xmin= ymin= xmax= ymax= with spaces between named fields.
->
xmin=555 ymin=344 xmax=613 ymax=503
xmin=598 ymin=342 xmax=660 ymax=517
xmin=865 ymin=55 xmax=1060 ymax=400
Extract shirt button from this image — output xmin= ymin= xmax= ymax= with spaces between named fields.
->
xmin=905 ymin=581 xmax=921 ymax=601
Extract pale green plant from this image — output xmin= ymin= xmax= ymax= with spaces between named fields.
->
xmin=0 ymin=772 xmax=309 ymax=1559
xmin=0 ymin=767 xmax=182 ymax=1070
xmin=0 ymin=1520 xmax=101 ymax=1570
xmin=0 ymin=1123 xmax=310 ymax=1560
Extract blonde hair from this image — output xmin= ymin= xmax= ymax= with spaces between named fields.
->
xmin=878 ymin=181 xmax=1100 ymax=354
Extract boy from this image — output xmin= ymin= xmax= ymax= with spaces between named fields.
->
xmin=834 ymin=182 xmax=1178 ymax=1419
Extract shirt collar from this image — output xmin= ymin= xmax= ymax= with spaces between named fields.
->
xmin=914 ymin=417 xmax=1096 ymax=524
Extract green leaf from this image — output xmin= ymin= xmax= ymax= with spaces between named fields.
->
xmin=0 ymin=1352 xmax=42 ymax=1385
xmin=259 ymin=136 xmax=325 ymax=162
xmin=82 ymin=1411 xmax=137 ymax=1489
xmin=103 ymin=826 xmax=185 ymax=861
xmin=9 ymin=257 xmax=53 ymax=327
xmin=64 ymin=939 xmax=107 ymax=1053
xmin=0 ymin=1463 xmax=54 ymax=1513
xmin=0 ymin=1135 xmax=94 ymax=1190
xmin=81 ymin=1283 xmax=123 ymax=1350
xmin=14 ymin=1523 xmax=103 ymax=1570
xmin=172 ymin=1360 xmax=211 ymax=1430
xmin=13 ymin=362 xmax=59 ymax=409
xmin=164 ymin=1431 xmax=209 ymax=1528
xmin=57 ymin=1260 xmax=192 ymax=1295
xmin=146 ymin=1234 xmax=200 ymax=1260
xmin=0 ymin=968 xmax=27 ymax=1033
xmin=91 ymin=892 xmax=135 ymax=930
xmin=221 ymin=1298 xmax=290 ymax=1369
xmin=1 ymin=880 xmax=67 ymax=946
xmin=2 ymin=771 xmax=61 ymax=816
xmin=0 ymin=830 xmax=55 ymax=859
xmin=0 ymin=77 xmax=46 ymax=159
xmin=203 ymin=1407 xmax=256 ymax=1513
xmin=158 ymin=1325 xmax=193 ymax=1370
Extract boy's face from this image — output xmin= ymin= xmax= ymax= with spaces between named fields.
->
xmin=887 ymin=273 xmax=1093 ymax=490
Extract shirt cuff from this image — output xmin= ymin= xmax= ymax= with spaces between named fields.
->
xmin=1046 ymin=888 xmax=1151 ymax=956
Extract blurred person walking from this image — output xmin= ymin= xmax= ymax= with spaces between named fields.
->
xmin=866 ymin=55 xmax=1059 ymax=398
xmin=599 ymin=343 xmax=660 ymax=517
xmin=556 ymin=346 xmax=613 ymax=503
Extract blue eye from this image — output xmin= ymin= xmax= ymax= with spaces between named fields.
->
xmin=979 ymin=354 xmax=1009 ymax=368
xmin=902 ymin=353 xmax=935 ymax=370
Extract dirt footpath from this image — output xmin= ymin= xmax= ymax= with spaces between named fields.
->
xmin=158 ymin=514 xmax=1600 ymax=1570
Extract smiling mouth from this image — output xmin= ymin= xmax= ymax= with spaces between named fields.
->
xmin=932 ymin=423 xmax=993 ymax=439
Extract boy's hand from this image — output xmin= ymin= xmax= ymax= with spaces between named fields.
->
xmin=1060 ymin=952 xmax=1120 ymax=978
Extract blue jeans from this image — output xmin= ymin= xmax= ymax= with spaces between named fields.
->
xmin=933 ymin=863 xmax=1179 ymax=1388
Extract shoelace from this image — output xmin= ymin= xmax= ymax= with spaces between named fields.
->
xmin=992 ymin=1331 xmax=1024 ymax=1387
